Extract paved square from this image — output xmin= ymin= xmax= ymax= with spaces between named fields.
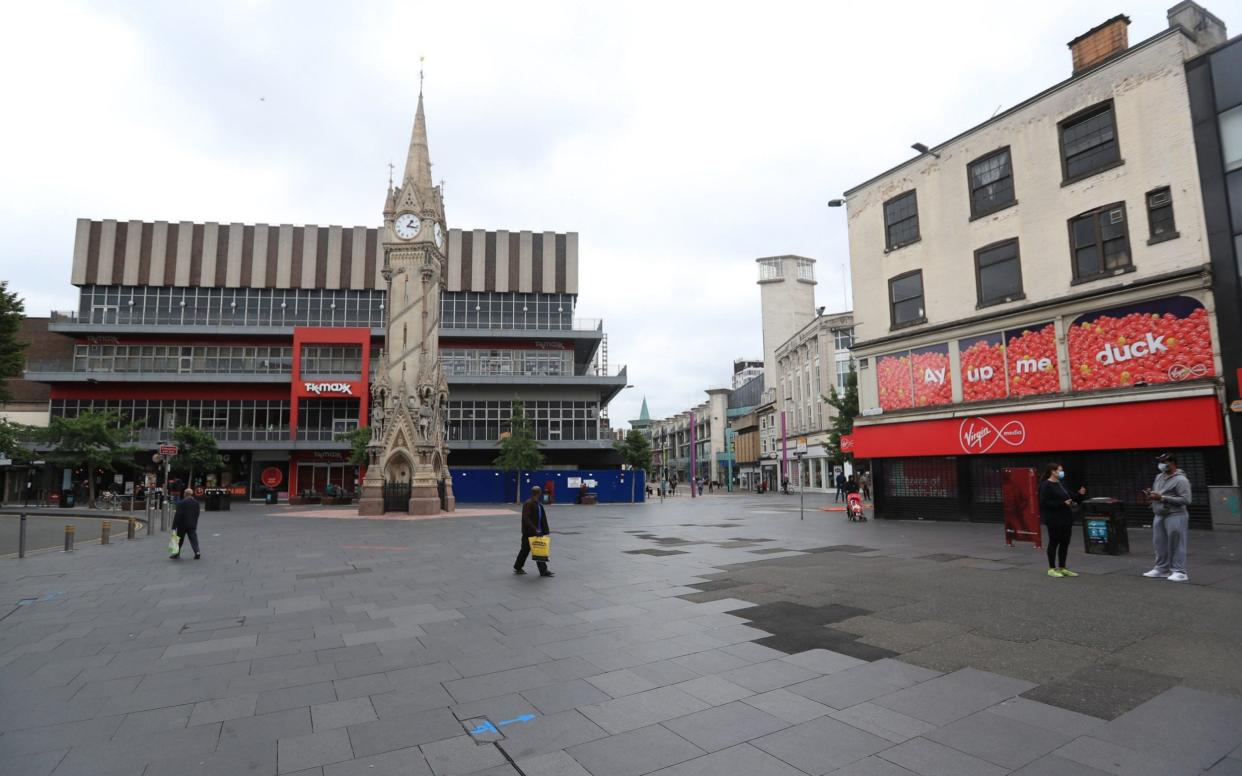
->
xmin=1 ymin=495 xmax=1240 ymax=775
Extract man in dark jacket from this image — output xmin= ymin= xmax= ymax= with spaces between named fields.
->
xmin=514 ymin=486 xmax=553 ymax=577
xmin=171 ymin=488 xmax=202 ymax=560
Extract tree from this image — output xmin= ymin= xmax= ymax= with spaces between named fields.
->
xmin=36 ymin=410 xmax=140 ymax=507
xmin=0 ymin=281 xmax=27 ymax=404
xmin=169 ymin=425 xmax=223 ymax=488
xmin=614 ymin=429 xmax=653 ymax=502
xmin=0 ymin=418 xmax=32 ymax=461
xmin=494 ymin=400 xmax=543 ymax=503
xmin=337 ymin=426 xmax=372 ymax=466
xmin=823 ymin=364 xmax=859 ymax=462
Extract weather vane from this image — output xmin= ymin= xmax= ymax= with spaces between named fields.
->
xmin=419 ymin=55 xmax=425 ymax=96
xmin=387 ymin=161 xmax=395 ymax=189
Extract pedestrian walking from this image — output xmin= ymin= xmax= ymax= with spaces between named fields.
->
xmin=514 ymin=486 xmax=554 ymax=577
xmin=1143 ymin=453 xmax=1191 ymax=583
xmin=834 ymin=472 xmax=847 ymax=502
xmin=1038 ymin=463 xmax=1086 ymax=578
xmin=23 ymin=478 xmax=33 ymax=507
xmin=170 ymin=487 xmax=202 ymax=560
xmin=860 ymin=471 xmax=872 ymax=501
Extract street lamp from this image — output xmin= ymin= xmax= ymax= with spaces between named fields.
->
xmin=911 ymin=142 xmax=941 ymax=159
xmin=827 ymin=199 xmax=846 ymax=207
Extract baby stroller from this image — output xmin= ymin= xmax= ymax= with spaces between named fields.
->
xmin=846 ymin=492 xmax=866 ymax=522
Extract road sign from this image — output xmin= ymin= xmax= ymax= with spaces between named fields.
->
xmin=159 ymin=445 xmax=178 ymax=456
xmin=1231 ymin=400 xmax=1242 ymax=413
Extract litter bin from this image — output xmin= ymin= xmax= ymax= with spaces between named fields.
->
xmin=203 ymin=489 xmax=222 ymax=511
xmin=60 ymin=489 xmax=76 ymax=508
xmin=264 ymin=489 xmax=278 ymax=505
xmin=1081 ymin=497 xmax=1129 ymax=555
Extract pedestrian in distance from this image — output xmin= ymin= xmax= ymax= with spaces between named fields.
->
xmin=1142 ymin=453 xmax=1191 ymax=583
xmin=514 ymin=486 xmax=554 ymax=577
xmin=170 ymin=487 xmax=202 ymax=560
xmin=1038 ymin=462 xmax=1086 ymax=578
xmin=860 ymin=471 xmax=872 ymax=501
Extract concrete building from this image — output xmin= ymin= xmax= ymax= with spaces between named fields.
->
xmin=731 ymin=358 xmax=763 ymax=390
xmin=647 ymin=388 xmax=730 ymax=487
xmin=841 ymin=4 xmax=1233 ymax=525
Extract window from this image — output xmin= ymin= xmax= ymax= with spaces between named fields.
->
xmin=968 ymin=148 xmax=1015 ymax=218
xmin=883 ymin=191 xmax=920 ymax=250
xmin=888 ymin=270 xmax=925 ymax=328
xmin=796 ymin=258 xmax=815 ymax=281
xmin=1060 ymin=101 xmax=1121 ymax=182
xmin=1146 ymin=187 xmax=1178 ymax=242
xmin=836 ymin=358 xmax=851 ymax=390
xmin=758 ymin=258 xmax=783 ymax=281
xmin=974 ymin=239 xmax=1024 ymax=306
xmin=833 ymin=327 xmax=854 ymax=350
xmin=1069 ymin=203 xmax=1131 ymax=281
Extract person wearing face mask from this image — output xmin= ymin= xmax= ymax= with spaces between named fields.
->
xmin=1142 ymin=453 xmax=1191 ymax=583
xmin=1038 ymin=462 xmax=1087 ymax=578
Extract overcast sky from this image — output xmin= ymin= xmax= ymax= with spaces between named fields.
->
xmin=0 ymin=0 xmax=1190 ymax=426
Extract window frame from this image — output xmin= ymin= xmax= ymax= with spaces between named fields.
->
xmin=1058 ymin=100 xmax=1123 ymax=185
xmin=1145 ymin=186 xmax=1179 ymax=244
xmin=883 ymin=191 xmax=921 ymax=252
xmin=1067 ymin=201 xmax=1134 ymax=284
xmin=973 ymin=238 xmax=1026 ymax=308
xmin=967 ymin=146 xmax=1017 ymax=219
xmin=888 ymin=269 xmax=926 ymax=329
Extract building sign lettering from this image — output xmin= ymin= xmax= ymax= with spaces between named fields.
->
xmin=304 ymin=382 xmax=354 ymax=396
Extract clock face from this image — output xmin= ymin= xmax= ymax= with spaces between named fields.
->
xmin=433 ymin=223 xmax=444 ymax=247
xmin=394 ymin=212 xmax=420 ymax=240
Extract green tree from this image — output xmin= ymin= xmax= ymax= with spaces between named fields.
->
xmin=614 ymin=429 xmax=653 ymax=502
xmin=337 ymin=426 xmax=372 ymax=466
xmin=494 ymin=400 xmax=543 ymax=503
xmin=0 ymin=418 xmax=32 ymax=460
xmin=823 ymin=364 xmax=859 ymax=462
xmin=169 ymin=425 xmax=223 ymax=488
xmin=36 ymin=410 xmax=140 ymax=506
xmin=0 ymin=281 xmax=27 ymax=404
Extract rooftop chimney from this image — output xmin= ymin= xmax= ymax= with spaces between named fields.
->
xmin=1068 ymin=14 xmax=1131 ymax=74
xmin=1167 ymin=1 xmax=1227 ymax=54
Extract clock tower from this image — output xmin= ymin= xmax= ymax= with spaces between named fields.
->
xmin=358 ymin=89 xmax=455 ymax=515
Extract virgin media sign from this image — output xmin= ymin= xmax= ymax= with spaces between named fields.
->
xmin=852 ymin=396 xmax=1222 ymax=459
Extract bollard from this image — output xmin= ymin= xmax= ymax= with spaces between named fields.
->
xmin=18 ymin=513 xmax=26 ymax=558
xmin=146 ymin=497 xmax=154 ymax=536
xmin=64 ymin=524 xmax=75 ymax=552
xmin=128 ymin=517 xmax=136 ymax=540
xmin=160 ymin=504 xmax=167 ymax=532
xmin=101 ymin=520 xmax=111 ymax=545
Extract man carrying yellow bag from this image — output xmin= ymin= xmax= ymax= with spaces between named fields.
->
xmin=514 ymin=486 xmax=554 ymax=577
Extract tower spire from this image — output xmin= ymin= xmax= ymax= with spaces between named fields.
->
xmin=403 ymin=62 xmax=433 ymax=190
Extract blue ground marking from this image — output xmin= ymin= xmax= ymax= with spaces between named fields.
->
xmin=498 ymin=714 xmax=536 ymax=726
xmin=469 ymin=713 xmax=537 ymax=736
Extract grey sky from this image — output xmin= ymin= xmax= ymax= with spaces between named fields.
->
xmin=0 ymin=0 xmax=1186 ymax=427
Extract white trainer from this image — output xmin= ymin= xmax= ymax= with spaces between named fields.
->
xmin=1167 ymin=572 xmax=1189 ymax=583
xmin=1142 ymin=569 xmax=1169 ymax=578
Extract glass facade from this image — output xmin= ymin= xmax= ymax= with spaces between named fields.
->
xmin=297 ymin=399 xmax=359 ymax=440
xmin=300 ymin=345 xmax=363 ymax=376
xmin=441 ymin=348 xmax=574 ymax=377
xmin=447 ymin=400 xmax=600 ymax=442
xmin=70 ymin=344 xmax=293 ymax=374
xmin=75 ymin=286 xmax=386 ymax=328
xmin=440 ymin=292 xmax=576 ymax=330
xmin=50 ymin=398 xmax=291 ymax=442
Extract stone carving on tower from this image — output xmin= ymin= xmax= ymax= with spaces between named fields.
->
xmin=358 ymin=87 xmax=455 ymax=515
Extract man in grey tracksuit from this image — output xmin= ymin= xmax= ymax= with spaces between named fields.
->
xmin=1143 ymin=453 xmax=1191 ymax=582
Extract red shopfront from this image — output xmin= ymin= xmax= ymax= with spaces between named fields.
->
xmin=853 ymin=395 xmax=1227 ymax=527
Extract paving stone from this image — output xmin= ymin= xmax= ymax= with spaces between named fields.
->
xmin=1020 ymin=664 xmax=1180 ymax=721
xmin=1089 ymin=685 xmax=1242 ymax=772
xmin=1008 ymin=754 xmax=1115 ymax=776
xmin=450 ymin=693 xmax=539 ymax=724
xmin=419 ymin=734 xmax=506 ymax=775
xmin=312 ymin=696 xmax=378 ymax=731
xmin=0 ymin=713 xmax=123 ymax=757
xmin=371 ymin=684 xmax=457 ymax=719
xmin=670 ymin=648 xmax=752 ymax=675
xmin=628 ymin=659 xmax=702 ymax=687
xmin=1052 ymin=735 xmax=1192 ymax=776
xmin=322 ymin=745 xmax=432 ymax=776
xmin=985 ymin=697 xmax=1107 ymax=738
xmin=112 ymin=704 xmax=194 ymax=740
xmin=877 ymin=737 xmax=1008 ymax=776
xmin=496 ymin=709 xmax=608 ymax=760
xmin=259 ymin=682 xmax=339 ymax=714
xmin=163 ymin=634 xmax=257 ymax=659
xmin=521 ymin=678 xmax=612 ymax=714
xmin=751 ymin=715 xmax=891 ymax=775
xmin=585 ymin=669 xmax=660 ymax=698
xmin=578 ymin=685 xmax=710 ymax=735
xmin=719 ymin=659 xmax=820 ymax=693
xmin=222 ymin=707 xmax=313 ymax=748
xmin=647 ymin=743 xmax=807 ymax=776
xmin=277 ymin=728 xmax=354 ymax=773
xmin=331 ymin=672 xmax=393 ymax=700
xmin=567 ymin=723 xmax=704 ymax=776
xmin=926 ymin=708 xmax=1073 ymax=769
xmin=786 ymin=659 xmax=941 ymax=710
xmin=443 ymin=666 xmax=554 ymax=704
xmin=5 ymin=749 xmax=68 ymax=776
xmin=827 ymin=701 xmax=936 ymax=744
xmin=673 ymin=675 xmax=753 ymax=705
xmin=871 ymin=667 xmax=1035 ymax=726
xmin=346 ymin=707 xmax=464 ymax=759
xmin=1204 ymin=758 xmax=1242 ymax=776
xmin=146 ymin=738 xmax=277 ymax=776
xmin=188 ymin=692 xmax=259 ymax=726
xmin=823 ymin=756 xmax=921 ymax=775
xmin=781 ymin=648 xmax=868 ymax=676
xmin=661 ymin=700 xmax=789 ymax=752
xmin=742 ymin=688 xmax=833 ymax=724
xmin=513 ymin=750 xmax=593 ymax=776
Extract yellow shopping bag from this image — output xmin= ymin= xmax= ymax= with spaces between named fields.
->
xmin=528 ymin=535 xmax=551 ymax=562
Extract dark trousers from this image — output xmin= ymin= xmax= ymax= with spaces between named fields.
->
xmin=514 ymin=537 xmax=547 ymax=573
xmin=835 ymin=486 xmax=845 ymax=502
xmin=1046 ymin=524 xmax=1072 ymax=568
xmin=175 ymin=527 xmax=200 ymax=557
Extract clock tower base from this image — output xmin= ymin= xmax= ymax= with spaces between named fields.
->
xmin=408 ymin=486 xmax=441 ymax=516
xmin=357 ymin=486 xmax=385 ymax=517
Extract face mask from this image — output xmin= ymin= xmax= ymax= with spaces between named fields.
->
xmin=1158 ymin=463 xmax=1168 ymax=472
xmin=1056 ymin=470 xmax=1065 ymax=480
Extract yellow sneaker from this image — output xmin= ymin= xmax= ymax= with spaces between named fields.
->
xmin=1047 ymin=568 xmax=1064 ymax=578
xmin=1059 ymin=568 xmax=1078 ymax=577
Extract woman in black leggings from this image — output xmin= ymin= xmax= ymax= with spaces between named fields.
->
xmin=1037 ymin=462 xmax=1086 ymax=578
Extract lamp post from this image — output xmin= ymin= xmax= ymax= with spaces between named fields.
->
xmin=687 ymin=410 xmax=696 ymax=498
